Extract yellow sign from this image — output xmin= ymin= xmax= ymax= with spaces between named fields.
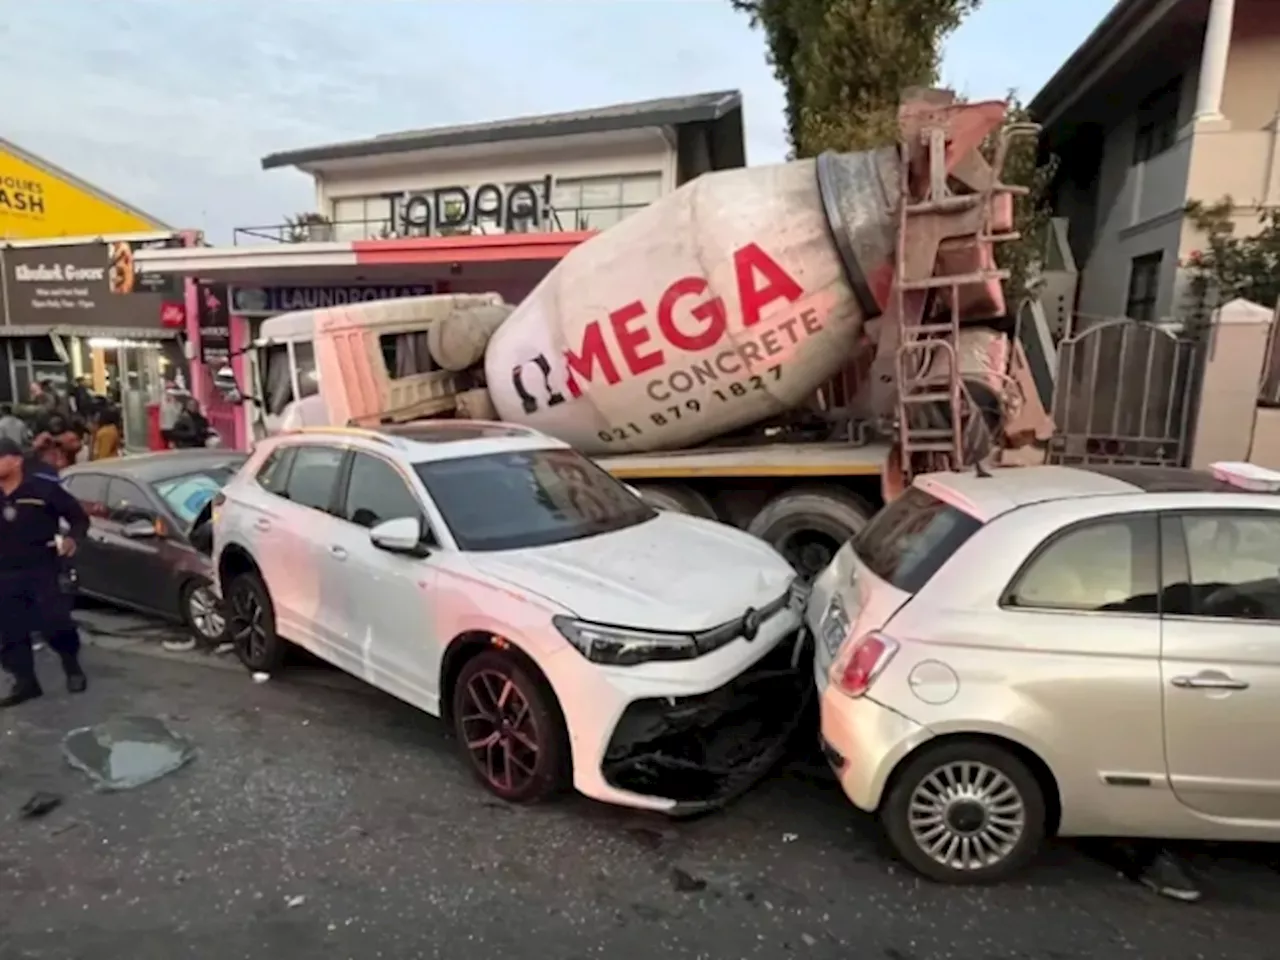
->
xmin=0 ymin=146 xmax=158 ymax=240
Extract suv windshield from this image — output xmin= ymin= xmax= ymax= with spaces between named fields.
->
xmin=853 ymin=486 xmax=982 ymax=594
xmin=414 ymin=448 xmax=657 ymax=551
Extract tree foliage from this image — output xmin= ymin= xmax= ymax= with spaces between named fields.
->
xmin=985 ymin=97 xmax=1059 ymax=300
xmin=733 ymin=0 xmax=1057 ymax=301
xmin=731 ymin=0 xmax=982 ymax=156
xmin=1184 ymin=198 xmax=1280 ymax=314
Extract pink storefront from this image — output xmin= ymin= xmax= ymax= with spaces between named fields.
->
xmin=147 ymin=231 xmax=592 ymax=450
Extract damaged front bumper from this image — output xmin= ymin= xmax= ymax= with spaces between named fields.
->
xmin=599 ymin=628 xmax=814 ymax=815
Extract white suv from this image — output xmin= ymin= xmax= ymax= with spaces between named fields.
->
xmin=212 ymin=421 xmax=810 ymax=812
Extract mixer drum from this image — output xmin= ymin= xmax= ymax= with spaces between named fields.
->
xmin=485 ymin=149 xmax=902 ymax=455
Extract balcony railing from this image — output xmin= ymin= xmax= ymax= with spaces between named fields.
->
xmin=232 ymin=204 xmax=650 ymax=246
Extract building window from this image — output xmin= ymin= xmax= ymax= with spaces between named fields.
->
xmin=1132 ymin=79 xmax=1181 ymax=164
xmin=1125 ymin=253 xmax=1163 ymax=323
xmin=331 ymin=196 xmax=394 ymax=241
xmin=549 ymin=173 xmax=662 ymax=232
xmin=6 ymin=337 xmax=69 ymax=403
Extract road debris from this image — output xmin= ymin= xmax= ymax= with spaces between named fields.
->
xmin=19 ymin=791 xmax=63 ymax=819
xmin=62 ymin=715 xmax=196 ymax=791
xmin=670 ymin=867 xmax=707 ymax=893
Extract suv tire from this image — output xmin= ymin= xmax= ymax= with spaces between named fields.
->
xmin=881 ymin=739 xmax=1047 ymax=884
xmin=226 ymin=571 xmax=287 ymax=674
xmin=452 ymin=649 xmax=569 ymax=804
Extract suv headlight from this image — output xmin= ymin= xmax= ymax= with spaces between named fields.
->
xmin=553 ymin=616 xmax=699 ymax=666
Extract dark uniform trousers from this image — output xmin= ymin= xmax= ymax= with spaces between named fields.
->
xmin=0 ymin=567 xmax=81 ymax=682
xmin=0 ymin=472 xmax=89 ymax=691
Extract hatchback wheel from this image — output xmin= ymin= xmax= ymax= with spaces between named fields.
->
xmin=452 ymin=650 xmax=568 ymax=804
xmin=181 ymin=579 xmax=227 ymax=644
xmin=226 ymin=572 xmax=286 ymax=673
xmin=881 ymin=740 xmax=1047 ymax=884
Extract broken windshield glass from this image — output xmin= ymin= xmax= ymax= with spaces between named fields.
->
xmin=62 ymin=716 xmax=196 ymax=791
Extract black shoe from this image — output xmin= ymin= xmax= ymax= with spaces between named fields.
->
xmin=1139 ymin=851 xmax=1202 ymax=902
xmin=0 ymin=682 xmax=43 ymax=708
xmin=66 ymin=670 xmax=87 ymax=694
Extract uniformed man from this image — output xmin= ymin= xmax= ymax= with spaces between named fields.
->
xmin=0 ymin=436 xmax=90 ymax=707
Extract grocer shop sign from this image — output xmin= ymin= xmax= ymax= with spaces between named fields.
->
xmin=14 ymin=262 xmax=104 ymax=283
xmin=1 ymin=240 xmax=177 ymax=329
xmin=392 ymin=175 xmax=553 ymax=234
xmin=509 ymin=242 xmax=818 ymax=415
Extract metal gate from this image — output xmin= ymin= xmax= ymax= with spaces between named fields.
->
xmin=1048 ymin=317 xmax=1204 ymax=467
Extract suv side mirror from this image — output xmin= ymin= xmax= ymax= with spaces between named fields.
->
xmin=121 ymin=518 xmax=159 ymax=539
xmin=369 ymin=517 xmax=428 ymax=556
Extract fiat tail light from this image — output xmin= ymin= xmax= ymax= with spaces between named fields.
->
xmin=831 ymin=631 xmax=899 ymax=698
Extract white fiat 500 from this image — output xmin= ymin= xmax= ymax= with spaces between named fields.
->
xmin=212 ymin=421 xmax=809 ymax=812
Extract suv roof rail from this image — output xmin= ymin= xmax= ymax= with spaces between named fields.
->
xmin=284 ymin=425 xmax=402 ymax=447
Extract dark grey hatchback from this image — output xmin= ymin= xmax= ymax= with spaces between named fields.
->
xmin=62 ymin=451 xmax=247 ymax=644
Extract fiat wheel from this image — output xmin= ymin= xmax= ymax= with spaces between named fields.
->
xmin=452 ymin=650 xmax=568 ymax=804
xmin=881 ymin=740 xmax=1047 ymax=884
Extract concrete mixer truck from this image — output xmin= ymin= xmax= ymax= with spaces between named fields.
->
xmin=236 ymin=90 xmax=1054 ymax=579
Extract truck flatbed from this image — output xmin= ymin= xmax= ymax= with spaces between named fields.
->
xmin=596 ymin=442 xmax=890 ymax=480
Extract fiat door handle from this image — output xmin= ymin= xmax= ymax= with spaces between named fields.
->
xmin=1171 ymin=674 xmax=1250 ymax=691
xmin=329 ymin=545 xmax=348 ymax=561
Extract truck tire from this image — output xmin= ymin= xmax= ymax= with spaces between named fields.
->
xmin=747 ymin=486 xmax=875 ymax=580
xmin=633 ymin=482 xmax=718 ymax=520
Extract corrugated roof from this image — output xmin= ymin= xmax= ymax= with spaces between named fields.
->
xmin=261 ymin=90 xmax=743 ymax=170
xmin=0 ymin=137 xmax=171 ymax=231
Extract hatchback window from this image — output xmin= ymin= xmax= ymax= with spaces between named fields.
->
xmin=853 ymin=486 xmax=982 ymax=594
xmin=1006 ymin=517 xmax=1152 ymax=612
xmin=105 ymin=478 xmax=155 ymax=524
xmin=153 ymin=466 xmax=239 ymax=526
xmin=414 ymin=448 xmax=656 ymax=551
xmin=283 ymin=446 xmax=344 ymax=513
xmin=1180 ymin=512 xmax=1280 ymax=621
xmin=343 ymin=453 xmax=425 ymax=530
xmin=65 ymin=474 xmax=109 ymax=517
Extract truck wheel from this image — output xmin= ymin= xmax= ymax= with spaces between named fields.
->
xmin=634 ymin=483 xmax=718 ymax=520
xmin=747 ymin=486 xmax=874 ymax=580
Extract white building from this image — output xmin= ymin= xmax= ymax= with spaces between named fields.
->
xmin=252 ymin=90 xmax=747 ymax=243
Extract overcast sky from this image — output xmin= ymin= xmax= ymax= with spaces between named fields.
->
xmin=1 ymin=0 xmax=1116 ymax=243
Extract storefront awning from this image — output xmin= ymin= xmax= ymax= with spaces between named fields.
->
xmin=0 ymin=324 xmax=181 ymax=339
xmin=133 ymin=231 xmax=595 ymax=279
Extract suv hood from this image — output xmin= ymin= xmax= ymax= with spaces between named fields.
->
xmin=466 ymin=512 xmax=795 ymax=632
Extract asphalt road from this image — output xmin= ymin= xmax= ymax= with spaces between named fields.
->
xmin=2 ymin=642 xmax=1280 ymax=960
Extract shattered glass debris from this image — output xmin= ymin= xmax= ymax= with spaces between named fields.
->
xmin=62 ymin=716 xmax=196 ymax=791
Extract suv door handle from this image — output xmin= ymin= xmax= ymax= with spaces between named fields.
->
xmin=329 ymin=545 xmax=348 ymax=561
xmin=1171 ymin=673 xmax=1250 ymax=691
xmin=254 ymin=518 xmax=271 ymax=532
